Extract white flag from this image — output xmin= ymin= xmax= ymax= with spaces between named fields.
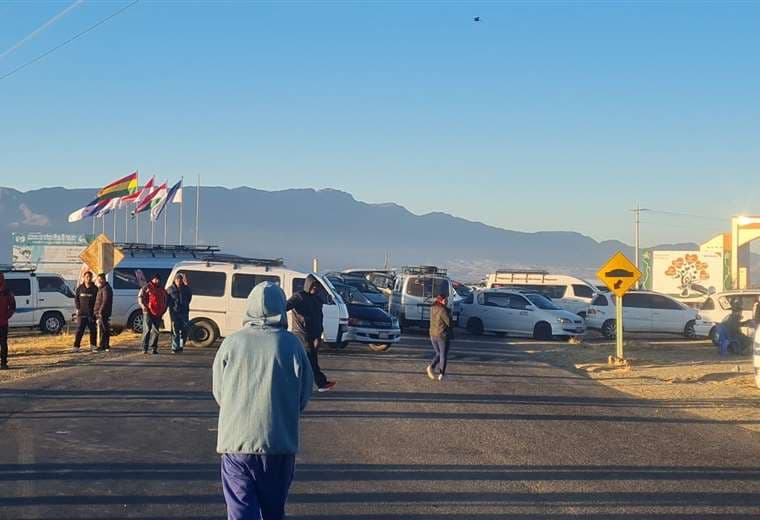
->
xmin=171 ymin=182 xmax=183 ymax=204
xmin=149 ymin=184 xmax=169 ymax=222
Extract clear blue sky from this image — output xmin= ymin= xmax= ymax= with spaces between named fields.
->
xmin=1 ymin=1 xmax=758 ymax=247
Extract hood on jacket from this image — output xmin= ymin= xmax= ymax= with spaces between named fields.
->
xmin=243 ymin=281 xmax=288 ymax=328
xmin=303 ymin=274 xmax=321 ymax=294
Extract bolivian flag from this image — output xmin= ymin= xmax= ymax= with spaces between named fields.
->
xmin=97 ymin=171 xmax=138 ymax=202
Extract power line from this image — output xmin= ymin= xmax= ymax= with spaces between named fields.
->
xmin=0 ymin=0 xmax=85 ymax=62
xmin=632 ymin=208 xmax=728 ymax=222
xmin=0 ymin=0 xmax=139 ymax=83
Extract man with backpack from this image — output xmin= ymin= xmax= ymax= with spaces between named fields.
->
xmin=138 ymin=273 xmax=168 ymax=354
xmin=0 ymin=273 xmax=16 ymax=370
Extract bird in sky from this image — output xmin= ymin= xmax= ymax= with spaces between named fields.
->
xmin=473 ymin=16 xmax=481 ymax=22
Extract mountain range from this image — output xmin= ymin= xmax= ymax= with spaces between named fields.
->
xmin=0 ymin=186 xmax=699 ymax=281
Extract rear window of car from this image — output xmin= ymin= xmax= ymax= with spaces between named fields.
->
xmin=178 ymin=270 xmax=226 ymax=298
xmin=6 ymin=278 xmax=31 ymax=296
xmin=406 ymin=277 xmax=450 ymax=298
xmin=231 ymin=274 xmax=280 ymax=299
xmin=572 ymin=284 xmax=595 ymax=299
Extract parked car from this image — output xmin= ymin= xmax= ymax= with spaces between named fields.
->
xmin=342 ymin=269 xmax=396 ymax=296
xmin=166 ymin=256 xmax=349 ymax=348
xmin=484 ymin=270 xmax=598 ymax=317
xmin=331 ymin=282 xmax=400 ymax=351
xmin=327 ymin=273 xmax=388 ymax=307
xmin=1 ymin=267 xmax=74 ymax=334
xmin=698 ymin=290 xmax=760 ymax=342
xmin=390 ymin=266 xmax=458 ymax=329
xmin=459 ymin=288 xmax=586 ymax=340
xmin=586 ymin=291 xmax=701 ymax=339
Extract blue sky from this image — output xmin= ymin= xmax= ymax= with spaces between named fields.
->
xmin=1 ymin=1 xmax=758 ymax=246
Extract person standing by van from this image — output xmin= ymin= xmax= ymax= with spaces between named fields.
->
xmin=0 ymin=273 xmax=16 ymax=370
xmin=94 ymin=274 xmax=113 ymax=352
xmin=138 ymin=273 xmax=168 ymax=354
xmin=167 ymin=273 xmax=192 ymax=353
xmin=213 ymin=282 xmax=313 ymax=520
xmin=286 ymin=275 xmax=336 ymax=392
xmin=73 ymin=271 xmax=98 ymax=353
xmin=427 ymin=292 xmax=453 ymax=381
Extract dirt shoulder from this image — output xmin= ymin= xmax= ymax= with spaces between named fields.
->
xmin=535 ymin=335 xmax=760 ymax=433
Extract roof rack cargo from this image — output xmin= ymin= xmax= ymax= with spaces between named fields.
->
xmin=201 ymin=254 xmax=285 ymax=270
xmin=400 ymin=265 xmax=448 ymax=276
xmin=0 ymin=264 xmax=37 ymax=273
xmin=492 ymin=269 xmax=550 ymax=283
xmin=114 ymin=243 xmax=221 ymax=258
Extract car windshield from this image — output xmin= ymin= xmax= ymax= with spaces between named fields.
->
xmin=526 ymin=294 xmax=561 ymax=310
xmin=336 ymin=284 xmax=373 ymax=305
xmin=345 ymin=278 xmax=381 ymax=294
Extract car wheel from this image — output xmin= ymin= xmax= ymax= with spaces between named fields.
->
xmin=601 ymin=319 xmax=616 ymax=340
xmin=683 ymin=320 xmax=697 ymax=340
xmin=40 ymin=312 xmax=64 ymax=334
xmin=533 ymin=321 xmax=552 ymax=341
xmin=128 ymin=311 xmax=144 ymax=334
xmin=369 ymin=343 xmax=391 ymax=352
xmin=709 ymin=326 xmax=719 ymax=346
xmin=187 ymin=319 xmax=218 ymax=348
xmin=466 ymin=318 xmax=484 ymax=335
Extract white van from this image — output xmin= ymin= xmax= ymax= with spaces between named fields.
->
xmin=166 ymin=257 xmax=349 ymax=348
xmin=485 ymin=270 xmax=598 ymax=317
xmin=2 ymin=267 xmax=75 ymax=334
xmin=108 ymin=244 xmax=219 ymax=333
xmin=390 ymin=266 xmax=458 ymax=328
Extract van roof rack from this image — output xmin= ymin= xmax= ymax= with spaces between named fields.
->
xmin=494 ymin=269 xmax=549 ymax=275
xmin=114 ymin=243 xmax=221 ymax=258
xmin=202 ymin=254 xmax=285 ymax=269
xmin=0 ymin=264 xmax=36 ymax=273
xmin=400 ymin=265 xmax=447 ymax=276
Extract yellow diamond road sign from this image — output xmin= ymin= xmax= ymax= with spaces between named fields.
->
xmin=597 ymin=251 xmax=642 ymax=297
xmin=79 ymin=234 xmax=125 ymax=275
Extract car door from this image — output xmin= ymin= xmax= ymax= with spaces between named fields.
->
xmin=621 ymin=293 xmax=653 ymax=332
xmin=506 ymin=294 xmax=535 ymax=335
xmin=482 ymin=292 xmax=512 ymax=332
xmin=6 ymin=277 xmax=34 ymax=327
xmin=647 ymin=294 xmax=687 ymax=333
xmin=36 ymin=275 xmax=75 ymax=323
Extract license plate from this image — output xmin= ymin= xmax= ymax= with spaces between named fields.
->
xmin=378 ymin=333 xmax=389 ymax=339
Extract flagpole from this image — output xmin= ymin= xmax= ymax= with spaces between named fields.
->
xmin=101 ymin=216 xmax=105 ymax=236
xmin=125 ymin=205 xmax=128 ymax=243
xmin=179 ymin=176 xmax=184 ymax=246
xmin=92 ymin=216 xmax=95 ymax=236
xmin=195 ymin=174 xmax=200 ymax=246
xmin=113 ymin=209 xmax=117 ymax=242
xmin=164 ymin=203 xmax=168 ymax=246
xmin=151 ymin=220 xmax=155 ymax=246
xmin=136 ymin=210 xmax=140 ymax=243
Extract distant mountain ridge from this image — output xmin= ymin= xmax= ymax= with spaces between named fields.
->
xmin=0 ymin=186 xmax=697 ymax=281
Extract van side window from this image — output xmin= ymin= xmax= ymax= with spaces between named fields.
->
xmin=179 ymin=270 xmax=226 ymax=297
xmin=38 ymin=276 xmax=74 ymax=297
xmin=572 ymin=284 xmax=594 ymax=299
xmin=114 ymin=268 xmax=172 ymax=290
xmin=232 ymin=274 xmax=280 ymax=299
xmin=292 ymin=278 xmax=305 ymax=294
xmin=6 ymin=278 xmax=31 ymax=296
xmin=592 ymin=294 xmax=608 ymax=306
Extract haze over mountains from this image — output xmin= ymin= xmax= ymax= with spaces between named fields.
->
xmin=0 ymin=186 xmax=695 ymax=281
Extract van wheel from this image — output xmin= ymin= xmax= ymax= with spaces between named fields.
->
xmin=684 ymin=320 xmax=697 ymax=340
xmin=187 ymin=319 xmax=219 ymax=348
xmin=466 ymin=318 xmax=484 ymax=335
xmin=533 ymin=322 xmax=552 ymax=341
xmin=40 ymin=312 xmax=64 ymax=335
xmin=369 ymin=343 xmax=391 ymax=352
xmin=128 ymin=311 xmax=144 ymax=334
xmin=601 ymin=320 xmax=616 ymax=340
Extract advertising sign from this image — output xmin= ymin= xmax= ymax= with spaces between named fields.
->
xmin=641 ymin=250 xmax=725 ymax=302
xmin=11 ymin=232 xmax=93 ymax=283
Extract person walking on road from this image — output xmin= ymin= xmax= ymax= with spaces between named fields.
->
xmin=167 ymin=273 xmax=192 ymax=353
xmin=73 ymin=271 xmax=98 ymax=353
xmin=213 ymin=282 xmax=313 ymax=520
xmin=138 ymin=273 xmax=168 ymax=354
xmin=94 ymin=274 xmax=113 ymax=352
xmin=286 ymin=275 xmax=335 ymax=392
xmin=427 ymin=292 xmax=453 ymax=381
xmin=0 ymin=273 xmax=16 ymax=370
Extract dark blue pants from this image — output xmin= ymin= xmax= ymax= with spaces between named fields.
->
xmin=170 ymin=311 xmax=189 ymax=351
xmin=221 ymin=453 xmax=296 ymax=520
xmin=430 ymin=336 xmax=449 ymax=376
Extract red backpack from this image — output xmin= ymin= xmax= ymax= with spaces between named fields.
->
xmin=147 ymin=284 xmax=168 ymax=317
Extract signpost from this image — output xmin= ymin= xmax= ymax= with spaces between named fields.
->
xmin=597 ymin=251 xmax=642 ymax=361
xmin=79 ymin=234 xmax=125 ymax=276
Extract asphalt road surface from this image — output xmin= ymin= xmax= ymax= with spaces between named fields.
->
xmin=0 ymin=334 xmax=759 ymax=519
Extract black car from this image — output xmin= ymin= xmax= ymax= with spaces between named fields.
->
xmin=332 ymin=282 xmax=400 ymax=352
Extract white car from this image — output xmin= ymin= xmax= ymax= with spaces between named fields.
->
xmin=459 ymin=289 xmax=586 ymax=340
xmin=2 ymin=268 xmax=74 ymax=334
xmin=698 ymin=290 xmax=760 ymax=341
xmin=586 ymin=291 xmax=701 ymax=339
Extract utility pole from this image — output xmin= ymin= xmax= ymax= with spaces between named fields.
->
xmin=631 ymin=205 xmax=648 ymax=288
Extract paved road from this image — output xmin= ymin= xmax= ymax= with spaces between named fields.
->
xmin=0 ymin=334 xmax=759 ymax=519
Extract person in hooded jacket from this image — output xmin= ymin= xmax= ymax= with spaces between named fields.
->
xmin=138 ymin=273 xmax=168 ymax=354
xmin=286 ymin=275 xmax=335 ymax=392
xmin=213 ymin=282 xmax=313 ymax=520
xmin=167 ymin=273 xmax=192 ymax=353
xmin=0 ymin=273 xmax=17 ymax=369
xmin=427 ymin=292 xmax=453 ymax=381
xmin=73 ymin=271 xmax=99 ymax=353
xmin=94 ymin=273 xmax=113 ymax=352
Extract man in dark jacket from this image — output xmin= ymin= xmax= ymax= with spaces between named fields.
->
xmin=167 ymin=273 xmax=192 ymax=353
xmin=286 ymin=275 xmax=335 ymax=392
xmin=73 ymin=271 xmax=98 ymax=353
xmin=94 ymin=273 xmax=113 ymax=352
xmin=427 ymin=293 xmax=453 ymax=381
xmin=0 ymin=273 xmax=17 ymax=369
xmin=138 ymin=273 xmax=168 ymax=354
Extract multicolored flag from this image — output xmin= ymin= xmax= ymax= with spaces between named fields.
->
xmin=149 ymin=183 xmax=170 ymax=222
xmin=120 ymin=176 xmax=154 ymax=207
xmin=95 ymin=198 xmax=120 ymax=218
xmin=97 ymin=171 xmax=138 ymax=202
xmin=170 ymin=179 xmax=182 ymax=204
xmin=133 ymin=181 xmax=166 ymax=216
xmin=67 ymin=199 xmax=108 ymax=223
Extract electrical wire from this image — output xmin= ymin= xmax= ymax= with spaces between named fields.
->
xmin=0 ymin=0 xmax=85 ymax=62
xmin=0 ymin=0 xmax=139 ymax=83
xmin=636 ymin=208 xmax=728 ymax=222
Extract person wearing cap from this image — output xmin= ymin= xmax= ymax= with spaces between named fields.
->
xmin=0 ymin=273 xmax=16 ymax=369
xmin=138 ymin=273 xmax=168 ymax=354
xmin=427 ymin=292 xmax=453 ymax=381
xmin=94 ymin=273 xmax=113 ymax=352
xmin=73 ymin=271 xmax=98 ymax=353
xmin=167 ymin=273 xmax=193 ymax=353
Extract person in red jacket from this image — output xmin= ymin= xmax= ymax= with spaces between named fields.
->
xmin=0 ymin=273 xmax=17 ymax=370
xmin=138 ymin=273 xmax=168 ymax=354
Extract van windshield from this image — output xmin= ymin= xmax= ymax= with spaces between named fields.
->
xmin=526 ymin=294 xmax=561 ymax=310
xmin=406 ymin=277 xmax=450 ymax=299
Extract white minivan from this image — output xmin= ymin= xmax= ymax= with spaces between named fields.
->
xmin=389 ymin=266 xmax=458 ymax=328
xmin=485 ymin=270 xmax=598 ymax=317
xmin=166 ymin=257 xmax=349 ymax=348
xmin=2 ymin=268 xmax=75 ymax=334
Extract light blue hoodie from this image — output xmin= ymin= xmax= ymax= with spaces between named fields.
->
xmin=212 ymin=282 xmax=313 ymax=455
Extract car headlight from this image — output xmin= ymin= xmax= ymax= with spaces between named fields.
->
xmin=557 ymin=317 xmax=572 ymax=324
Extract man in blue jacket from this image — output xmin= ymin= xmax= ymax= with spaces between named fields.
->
xmin=212 ymin=282 xmax=313 ymax=520
xmin=167 ymin=273 xmax=192 ymax=353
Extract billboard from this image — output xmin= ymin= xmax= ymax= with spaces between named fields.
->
xmin=641 ymin=250 xmax=726 ymax=302
xmin=11 ymin=232 xmax=92 ymax=283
